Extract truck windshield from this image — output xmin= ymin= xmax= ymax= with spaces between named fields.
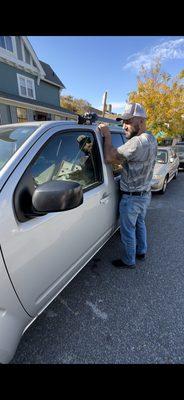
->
xmin=0 ymin=125 xmax=39 ymax=171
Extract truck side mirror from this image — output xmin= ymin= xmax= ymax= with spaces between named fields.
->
xmin=32 ymin=180 xmax=83 ymax=213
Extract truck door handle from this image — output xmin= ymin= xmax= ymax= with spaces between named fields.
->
xmin=100 ymin=193 xmax=110 ymax=204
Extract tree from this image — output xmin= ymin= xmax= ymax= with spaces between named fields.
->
xmin=60 ymin=95 xmax=92 ymax=114
xmin=128 ymin=61 xmax=184 ymax=136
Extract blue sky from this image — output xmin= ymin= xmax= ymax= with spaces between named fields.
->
xmin=28 ymin=36 xmax=184 ymax=114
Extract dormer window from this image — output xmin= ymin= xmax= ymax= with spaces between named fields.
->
xmin=24 ymin=45 xmax=31 ymax=64
xmin=17 ymin=74 xmax=36 ymax=99
xmin=0 ymin=36 xmax=13 ymax=52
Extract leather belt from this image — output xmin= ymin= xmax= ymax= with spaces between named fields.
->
xmin=121 ymin=191 xmax=149 ymax=196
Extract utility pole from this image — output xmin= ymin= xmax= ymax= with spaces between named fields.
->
xmin=102 ymin=91 xmax=107 ymax=117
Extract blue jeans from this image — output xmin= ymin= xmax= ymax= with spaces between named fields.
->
xmin=119 ymin=192 xmax=151 ymax=265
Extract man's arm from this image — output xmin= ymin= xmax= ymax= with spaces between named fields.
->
xmin=98 ymin=124 xmax=123 ymax=165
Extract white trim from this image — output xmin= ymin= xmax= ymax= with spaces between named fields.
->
xmin=42 ymin=78 xmax=63 ymax=88
xmin=0 ymin=96 xmax=77 ymax=118
xmin=0 ymin=52 xmax=39 ymax=75
xmin=17 ymin=73 xmax=36 ymax=100
xmin=22 ymin=36 xmax=46 ymax=77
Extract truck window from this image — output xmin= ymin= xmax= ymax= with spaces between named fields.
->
xmin=30 ymin=130 xmax=103 ymax=191
xmin=111 ymin=132 xmax=125 ymax=176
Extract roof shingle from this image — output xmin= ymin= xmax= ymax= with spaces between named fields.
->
xmin=39 ymin=60 xmax=65 ymax=88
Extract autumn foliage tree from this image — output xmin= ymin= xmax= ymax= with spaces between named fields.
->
xmin=60 ymin=95 xmax=92 ymax=114
xmin=128 ymin=61 xmax=184 ymax=136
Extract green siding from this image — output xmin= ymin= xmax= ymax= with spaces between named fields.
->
xmin=38 ymin=80 xmax=60 ymax=107
xmin=0 ymin=62 xmax=60 ymax=107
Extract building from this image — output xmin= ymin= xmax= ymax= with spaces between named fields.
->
xmin=0 ymin=36 xmax=76 ymax=124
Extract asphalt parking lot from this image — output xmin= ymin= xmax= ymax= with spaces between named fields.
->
xmin=11 ymin=170 xmax=184 ymax=364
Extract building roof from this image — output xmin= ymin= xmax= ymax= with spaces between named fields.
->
xmin=39 ymin=60 xmax=65 ymax=88
xmin=0 ymin=90 xmax=75 ymax=115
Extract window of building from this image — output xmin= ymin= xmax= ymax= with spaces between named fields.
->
xmin=0 ymin=36 xmax=13 ymax=52
xmin=17 ymin=107 xmax=27 ymax=123
xmin=27 ymin=78 xmax=34 ymax=98
xmin=17 ymin=74 xmax=36 ymax=100
xmin=19 ymin=76 xmax=27 ymax=96
xmin=24 ymin=45 xmax=31 ymax=64
xmin=54 ymin=115 xmax=62 ymax=120
xmin=15 ymin=36 xmax=23 ymax=61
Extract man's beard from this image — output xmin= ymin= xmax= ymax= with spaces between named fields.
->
xmin=126 ymin=125 xmax=140 ymax=140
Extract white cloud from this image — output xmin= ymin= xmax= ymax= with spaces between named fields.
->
xmin=123 ymin=38 xmax=184 ymax=72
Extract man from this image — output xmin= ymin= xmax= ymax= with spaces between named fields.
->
xmin=98 ymin=102 xmax=157 ymax=269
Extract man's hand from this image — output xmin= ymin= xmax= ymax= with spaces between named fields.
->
xmin=98 ymin=123 xmax=111 ymax=138
xmin=97 ymin=123 xmax=122 ymax=165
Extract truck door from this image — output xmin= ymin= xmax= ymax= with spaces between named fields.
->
xmin=0 ymin=127 xmax=117 ymax=317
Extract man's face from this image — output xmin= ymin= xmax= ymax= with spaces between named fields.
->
xmin=123 ymin=117 xmax=141 ymax=139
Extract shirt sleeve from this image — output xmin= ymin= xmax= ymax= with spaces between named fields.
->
xmin=117 ymin=136 xmax=142 ymax=161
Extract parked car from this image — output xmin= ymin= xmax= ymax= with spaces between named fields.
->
xmin=173 ymin=142 xmax=184 ymax=169
xmin=151 ymin=147 xmax=179 ymax=194
xmin=0 ymin=120 xmax=125 ymax=363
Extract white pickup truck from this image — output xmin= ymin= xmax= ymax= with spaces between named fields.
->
xmin=0 ymin=119 xmax=125 ymax=363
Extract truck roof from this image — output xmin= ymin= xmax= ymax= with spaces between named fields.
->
xmin=0 ymin=120 xmax=123 ymax=131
